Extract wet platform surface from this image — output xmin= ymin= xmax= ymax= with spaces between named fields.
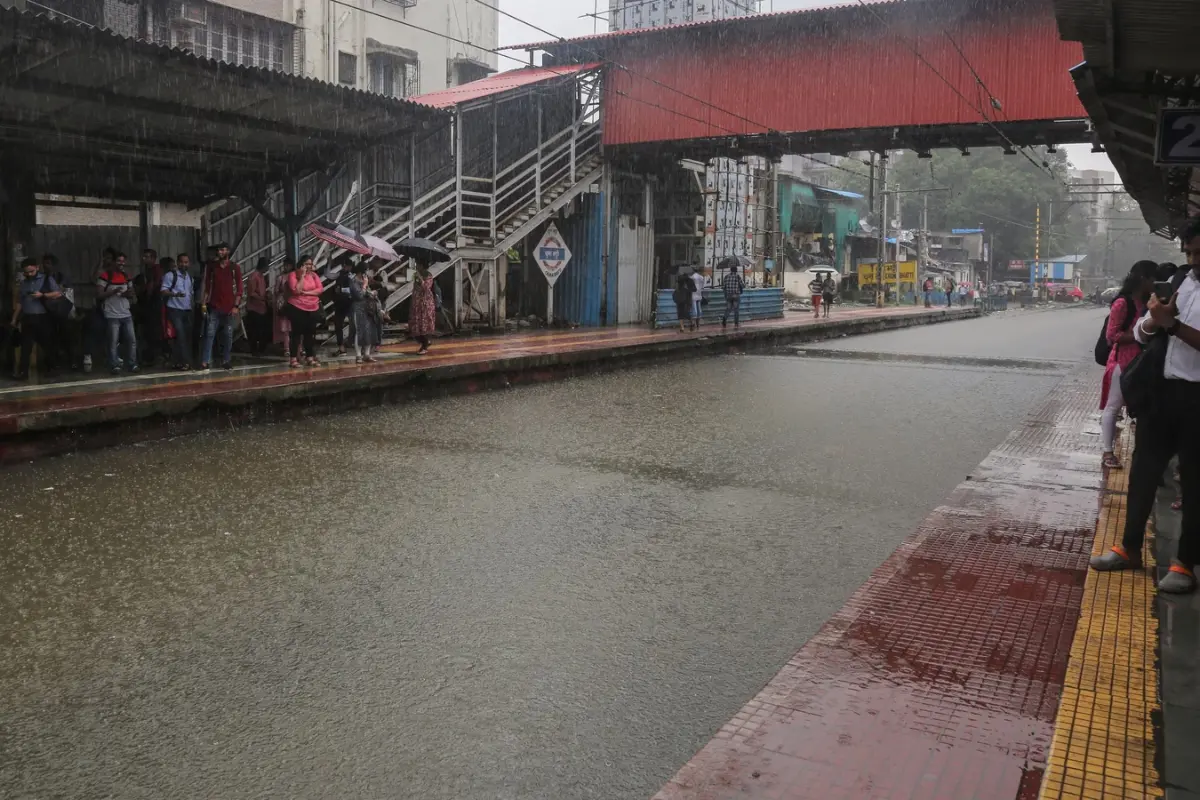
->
xmin=0 ymin=306 xmax=973 ymax=461
xmin=652 ymin=367 xmax=1130 ymax=800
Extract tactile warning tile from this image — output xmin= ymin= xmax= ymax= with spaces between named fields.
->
xmin=652 ymin=368 xmax=1110 ymax=800
xmin=1039 ymin=438 xmax=1163 ymax=800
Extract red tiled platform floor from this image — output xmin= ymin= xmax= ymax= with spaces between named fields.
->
xmin=654 ymin=369 xmax=1102 ymax=800
xmin=0 ymin=306 xmax=957 ymax=427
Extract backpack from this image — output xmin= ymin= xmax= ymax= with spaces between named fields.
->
xmin=38 ymin=274 xmax=72 ymax=320
xmin=1094 ymin=297 xmax=1135 ymax=366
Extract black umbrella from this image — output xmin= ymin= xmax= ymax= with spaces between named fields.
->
xmin=396 ymin=237 xmax=452 ymax=263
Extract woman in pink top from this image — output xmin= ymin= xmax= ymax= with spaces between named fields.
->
xmin=272 ymin=257 xmax=294 ymax=356
xmin=1100 ymin=262 xmax=1155 ymax=469
xmin=286 ymin=254 xmax=324 ymax=368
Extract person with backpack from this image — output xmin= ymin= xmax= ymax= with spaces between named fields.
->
xmin=1091 ymin=217 xmax=1200 ymax=594
xmin=1097 ymin=261 xmax=1156 ymax=469
xmin=199 ymin=242 xmax=243 ymax=371
xmin=10 ymin=257 xmax=63 ymax=380
xmin=160 ymin=255 xmax=195 ymax=370
xmin=96 ymin=251 xmax=137 ymax=374
xmin=944 ymin=275 xmax=956 ymax=307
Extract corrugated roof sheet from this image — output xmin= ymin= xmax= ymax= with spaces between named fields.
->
xmin=512 ymin=0 xmax=902 ymax=51
xmin=815 ymin=186 xmax=865 ymax=200
xmin=412 ymin=63 xmax=602 ymax=109
xmin=0 ymin=7 xmax=450 ymax=203
xmin=951 ymin=228 xmax=985 ymax=234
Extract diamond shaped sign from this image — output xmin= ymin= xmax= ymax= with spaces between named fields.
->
xmin=534 ymin=223 xmax=571 ymax=288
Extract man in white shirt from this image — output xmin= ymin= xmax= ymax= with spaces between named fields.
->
xmin=690 ymin=266 xmax=706 ymax=331
xmin=1091 ymin=217 xmax=1200 ymax=593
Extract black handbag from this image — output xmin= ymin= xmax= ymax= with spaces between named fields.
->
xmin=1119 ymin=271 xmax=1188 ymax=419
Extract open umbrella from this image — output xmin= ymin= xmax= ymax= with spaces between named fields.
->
xmin=307 ymin=219 xmax=400 ymax=262
xmin=396 ymin=237 xmax=452 ymax=264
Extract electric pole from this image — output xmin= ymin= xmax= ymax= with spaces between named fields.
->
xmin=876 ymin=154 xmax=888 ymax=308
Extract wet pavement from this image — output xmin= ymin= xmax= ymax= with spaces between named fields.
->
xmin=1 ymin=309 xmax=1099 ymax=799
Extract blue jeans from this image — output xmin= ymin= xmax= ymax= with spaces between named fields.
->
xmin=167 ymin=307 xmax=193 ymax=366
xmin=201 ymin=309 xmax=234 ymax=366
xmin=722 ymin=297 xmax=740 ymax=326
xmin=692 ymin=299 xmax=703 ymax=321
xmin=106 ymin=317 xmax=137 ymax=369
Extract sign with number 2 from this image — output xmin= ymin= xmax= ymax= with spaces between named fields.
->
xmin=1156 ymin=107 xmax=1200 ymax=165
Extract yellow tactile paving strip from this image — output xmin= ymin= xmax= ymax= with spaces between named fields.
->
xmin=1040 ymin=439 xmax=1163 ymax=799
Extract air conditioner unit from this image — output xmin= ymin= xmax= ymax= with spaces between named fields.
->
xmin=174 ymin=2 xmax=206 ymax=26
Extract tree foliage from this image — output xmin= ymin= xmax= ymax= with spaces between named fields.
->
xmin=824 ymin=147 xmax=1091 ymax=268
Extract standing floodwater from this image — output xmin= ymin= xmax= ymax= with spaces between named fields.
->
xmin=0 ymin=311 xmax=1100 ymax=799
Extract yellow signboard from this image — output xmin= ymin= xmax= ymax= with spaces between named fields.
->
xmin=858 ymin=261 xmax=918 ymax=286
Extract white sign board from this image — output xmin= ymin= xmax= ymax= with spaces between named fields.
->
xmin=534 ymin=223 xmax=572 ymax=288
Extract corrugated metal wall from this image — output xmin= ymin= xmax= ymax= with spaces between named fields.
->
xmin=600 ymin=6 xmax=1084 ymax=146
xmin=555 ymin=193 xmax=605 ymax=327
xmin=655 ymin=287 xmax=785 ymax=328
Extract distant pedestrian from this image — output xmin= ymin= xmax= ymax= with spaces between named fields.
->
xmin=273 ymin=257 xmax=295 ymax=357
xmin=1098 ymin=261 xmax=1154 ymax=469
xmin=673 ymin=273 xmax=693 ymax=333
xmin=923 ymin=277 xmax=933 ymax=308
xmin=822 ymin=275 xmax=837 ymax=318
xmin=244 ymin=257 xmax=272 ymax=357
xmin=808 ymin=274 xmax=824 ymax=319
xmin=200 ymin=242 xmax=243 ymax=371
xmin=97 ymin=252 xmax=137 ymax=374
xmin=139 ymin=248 xmax=164 ymax=366
xmin=721 ymin=263 xmax=745 ymax=329
xmin=945 ymin=276 xmax=956 ymax=307
xmin=331 ymin=256 xmax=355 ymax=357
xmin=409 ymin=263 xmax=437 ymax=355
xmin=347 ymin=262 xmax=379 ymax=363
xmin=286 ymin=254 xmax=324 ymax=368
xmin=690 ymin=266 xmax=706 ymax=330
xmin=160 ymin=255 xmax=195 ymax=370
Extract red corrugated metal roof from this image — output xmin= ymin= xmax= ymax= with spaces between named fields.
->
xmin=511 ymin=1 xmax=901 ymax=51
xmin=412 ymin=63 xmax=602 ymax=108
xmin=600 ymin=6 xmax=1085 ymax=147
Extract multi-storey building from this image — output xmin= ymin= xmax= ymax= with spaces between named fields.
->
xmin=37 ymin=0 xmax=497 ymax=97
xmin=1069 ymin=167 xmax=1118 ymax=238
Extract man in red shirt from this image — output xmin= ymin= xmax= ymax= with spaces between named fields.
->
xmin=199 ymin=242 xmax=243 ymax=371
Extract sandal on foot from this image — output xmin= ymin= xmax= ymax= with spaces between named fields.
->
xmin=1102 ymin=453 xmax=1122 ymax=469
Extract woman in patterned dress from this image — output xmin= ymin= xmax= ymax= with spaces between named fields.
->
xmin=408 ymin=263 xmax=436 ymax=356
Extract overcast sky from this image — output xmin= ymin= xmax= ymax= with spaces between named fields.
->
xmin=493 ymin=0 xmax=1115 ymax=175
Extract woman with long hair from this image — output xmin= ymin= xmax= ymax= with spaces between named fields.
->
xmin=1100 ymin=260 xmax=1156 ymax=469
xmin=286 ymin=255 xmax=324 ymax=368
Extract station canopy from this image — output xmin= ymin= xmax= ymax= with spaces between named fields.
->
xmin=0 ymin=8 xmax=450 ymax=205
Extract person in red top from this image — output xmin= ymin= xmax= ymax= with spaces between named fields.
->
xmin=200 ymin=242 xmax=243 ymax=371
xmin=286 ymin=254 xmax=325 ymax=368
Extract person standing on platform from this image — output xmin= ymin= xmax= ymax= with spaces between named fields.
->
xmin=199 ymin=242 xmax=243 ymax=371
xmin=409 ymin=262 xmax=437 ymax=356
xmin=690 ymin=265 xmax=706 ymax=331
xmin=285 ymin=255 xmax=324 ymax=368
xmin=11 ymin=258 xmax=62 ymax=380
xmin=1098 ymin=261 xmax=1155 ymax=469
xmin=244 ymin=257 xmax=271 ymax=357
xmin=673 ymin=273 xmax=693 ymax=333
xmin=923 ymin=277 xmax=934 ymax=308
xmin=273 ymin=257 xmax=295 ymax=358
xmin=808 ymin=273 xmax=824 ymax=319
xmin=721 ymin=263 xmax=745 ymax=329
xmin=944 ymin=275 xmax=956 ymax=307
xmin=160 ymin=255 xmax=194 ymax=370
xmin=822 ymin=275 xmax=837 ymax=318
xmin=97 ymin=252 xmax=137 ymax=374
xmin=1091 ymin=217 xmax=1200 ymax=594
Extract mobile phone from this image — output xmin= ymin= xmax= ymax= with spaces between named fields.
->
xmin=1155 ymin=281 xmax=1175 ymax=302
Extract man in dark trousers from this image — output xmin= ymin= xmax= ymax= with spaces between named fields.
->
xmin=11 ymin=258 xmax=62 ymax=379
xmin=199 ymin=242 xmax=243 ymax=371
xmin=1091 ymin=216 xmax=1200 ymax=594
xmin=945 ymin=275 xmax=956 ymax=307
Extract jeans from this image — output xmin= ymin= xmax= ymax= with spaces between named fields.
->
xmin=107 ymin=316 xmax=137 ymax=369
xmin=1123 ymin=379 xmax=1200 ymax=569
xmin=722 ymin=297 xmax=740 ymax=326
xmin=17 ymin=314 xmax=55 ymax=376
xmin=692 ymin=299 xmax=703 ymax=321
xmin=167 ymin=307 xmax=193 ymax=366
xmin=201 ymin=309 xmax=235 ymax=366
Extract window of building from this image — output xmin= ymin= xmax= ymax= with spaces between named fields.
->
xmin=164 ymin=3 xmax=292 ymax=74
xmin=367 ymin=53 xmax=419 ymax=98
xmin=339 ymin=52 xmax=358 ymax=86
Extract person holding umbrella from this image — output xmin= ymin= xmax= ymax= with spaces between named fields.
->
xmin=409 ymin=262 xmax=437 ymax=356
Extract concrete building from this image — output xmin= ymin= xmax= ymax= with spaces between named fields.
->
xmin=1069 ymin=167 xmax=1118 ymax=238
xmin=37 ymin=0 xmax=497 ymax=96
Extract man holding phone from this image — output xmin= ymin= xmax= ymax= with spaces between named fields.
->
xmin=1091 ymin=217 xmax=1200 ymax=593
xmin=97 ymin=252 xmax=138 ymax=374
